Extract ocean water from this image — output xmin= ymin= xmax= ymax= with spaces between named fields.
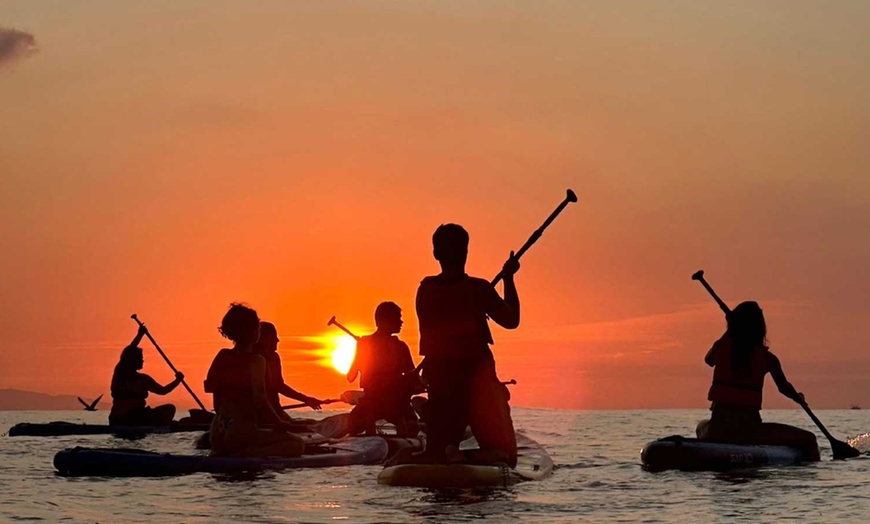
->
xmin=2 ymin=408 xmax=870 ymax=523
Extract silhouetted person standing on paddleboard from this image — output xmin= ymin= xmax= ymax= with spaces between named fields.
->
xmin=413 ymin=223 xmax=520 ymax=467
xmin=696 ymin=301 xmax=820 ymax=461
xmin=346 ymin=302 xmax=421 ymax=437
xmin=254 ymin=321 xmax=325 ymax=422
xmin=204 ymin=303 xmax=305 ymax=457
xmin=109 ymin=324 xmax=184 ymax=426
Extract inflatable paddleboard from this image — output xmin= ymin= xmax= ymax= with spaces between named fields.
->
xmin=641 ymin=435 xmax=809 ymax=472
xmin=54 ymin=436 xmax=388 ymax=477
xmin=8 ymin=421 xmax=210 ymax=437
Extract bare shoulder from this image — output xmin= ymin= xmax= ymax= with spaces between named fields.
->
xmin=765 ymin=350 xmax=782 ymax=368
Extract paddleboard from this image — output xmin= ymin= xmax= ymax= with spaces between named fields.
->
xmin=8 ymin=421 xmax=210 ymax=438
xmin=641 ymin=435 xmax=809 ymax=472
xmin=377 ymin=432 xmax=553 ymax=488
xmin=54 ymin=436 xmax=388 ymax=477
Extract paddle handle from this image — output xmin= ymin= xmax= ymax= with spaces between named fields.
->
xmin=131 ymin=314 xmax=209 ymax=412
xmin=491 ymin=189 xmax=577 ymax=287
xmin=691 ymin=270 xmax=731 ymax=315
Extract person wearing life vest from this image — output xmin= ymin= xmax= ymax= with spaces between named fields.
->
xmin=108 ymin=324 xmax=184 ymax=426
xmin=411 ymin=223 xmax=520 ymax=467
xmin=696 ymin=301 xmax=820 ymax=461
xmin=204 ymin=303 xmax=305 ymax=457
xmin=345 ymin=302 xmax=422 ymax=437
xmin=254 ymin=321 xmax=324 ymax=423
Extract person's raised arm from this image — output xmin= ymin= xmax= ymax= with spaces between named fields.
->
xmin=486 ymin=252 xmax=520 ymax=329
xmin=129 ymin=324 xmax=148 ymax=349
xmin=768 ymin=352 xmax=805 ymax=405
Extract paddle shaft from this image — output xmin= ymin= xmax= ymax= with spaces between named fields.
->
xmin=130 ymin=314 xmax=208 ymax=412
xmin=327 ymin=317 xmax=361 ymax=341
xmin=281 ymin=398 xmax=341 ymax=410
xmin=491 ymin=189 xmax=577 ymax=287
xmin=691 ymin=271 xmax=859 ymax=458
xmin=799 ymin=402 xmax=837 ymax=442
xmin=692 ymin=272 xmax=731 ymax=316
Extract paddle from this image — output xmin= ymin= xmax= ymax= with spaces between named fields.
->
xmin=691 ymin=270 xmax=860 ymax=459
xmin=491 ymin=189 xmax=578 ymax=287
xmin=281 ymin=398 xmax=342 ymax=410
xmin=340 ymin=390 xmax=365 ymax=406
xmin=130 ymin=314 xmax=209 ymax=413
xmin=798 ymin=403 xmax=860 ymax=459
xmin=327 ymin=316 xmax=360 ymax=341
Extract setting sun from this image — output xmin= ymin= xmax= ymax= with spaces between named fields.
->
xmin=330 ymin=336 xmax=357 ymax=375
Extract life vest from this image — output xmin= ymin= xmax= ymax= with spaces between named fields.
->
xmin=110 ymin=370 xmax=149 ymax=415
xmin=204 ymin=349 xmax=255 ymax=397
xmin=355 ymin=333 xmax=413 ymax=391
xmin=111 ymin=371 xmax=149 ymax=401
xmin=707 ymin=335 xmax=769 ymax=410
xmin=416 ymin=274 xmax=494 ymax=360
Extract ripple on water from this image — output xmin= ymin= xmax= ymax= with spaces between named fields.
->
xmin=3 ymin=408 xmax=870 ymax=522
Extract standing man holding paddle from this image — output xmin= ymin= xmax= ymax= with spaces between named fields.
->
xmin=413 ymin=224 xmax=522 ymax=467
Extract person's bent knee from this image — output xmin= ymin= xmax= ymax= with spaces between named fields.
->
xmin=696 ymin=419 xmax=711 ymax=439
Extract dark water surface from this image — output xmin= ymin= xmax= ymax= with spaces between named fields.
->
xmin=2 ymin=408 xmax=869 ymax=523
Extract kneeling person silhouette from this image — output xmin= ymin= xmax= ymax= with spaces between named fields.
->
xmin=346 ymin=302 xmax=421 ymax=438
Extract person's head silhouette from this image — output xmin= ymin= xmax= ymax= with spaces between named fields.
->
xmin=375 ymin=301 xmax=403 ymax=335
xmin=219 ymin=303 xmax=260 ymax=347
xmin=254 ymin=321 xmax=279 ymax=354
xmin=432 ymin=223 xmax=468 ymax=269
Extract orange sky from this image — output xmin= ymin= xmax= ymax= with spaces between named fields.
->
xmin=1 ymin=2 xmax=869 ymax=410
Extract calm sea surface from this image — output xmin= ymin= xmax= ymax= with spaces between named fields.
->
xmin=2 ymin=408 xmax=870 ymax=523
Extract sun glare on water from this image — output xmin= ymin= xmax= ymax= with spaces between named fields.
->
xmin=330 ymin=336 xmax=357 ymax=374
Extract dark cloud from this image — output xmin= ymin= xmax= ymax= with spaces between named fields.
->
xmin=0 ymin=27 xmax=38 ymax=66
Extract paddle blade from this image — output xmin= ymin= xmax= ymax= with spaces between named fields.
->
xmin=341 ymin=390 xmax=365 ymax=406
xmin=831 ymin=438 xmax=861 ymax=460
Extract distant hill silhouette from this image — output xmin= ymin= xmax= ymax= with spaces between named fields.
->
xmin=0 ymin=389 xmax=83 ymax=410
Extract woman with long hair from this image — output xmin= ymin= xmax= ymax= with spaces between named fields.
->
xmin=696 ymin=301 xmax=820 ymax=460
xmin=108 ymin=324 xmax=183 ymax=426
xmin=204 ymin=303 xmax=305 ymax=457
